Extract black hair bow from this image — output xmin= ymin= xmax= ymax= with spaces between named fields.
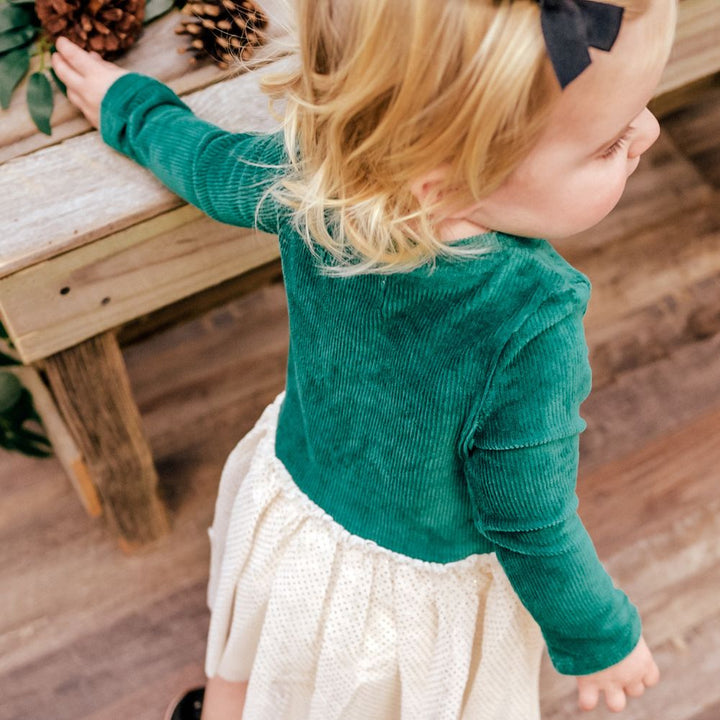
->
xmin=537 ymin=0 xmax=625 ymax=88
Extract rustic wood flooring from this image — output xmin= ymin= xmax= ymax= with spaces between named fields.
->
xmin=2 ymin=82 xmax=720 ymax=720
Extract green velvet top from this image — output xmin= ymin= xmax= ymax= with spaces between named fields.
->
xmin=100 ymin=72 xmax=642 ymax=676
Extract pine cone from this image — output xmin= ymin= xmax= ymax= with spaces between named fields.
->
xmin=175 ymin=0 xmax=267 ymax=70
xmin=36 ymin=0 xmax=145 ymax=59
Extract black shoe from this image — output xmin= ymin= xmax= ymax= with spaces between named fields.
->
xmin=164 ymin=686 xmax=205 ymax=720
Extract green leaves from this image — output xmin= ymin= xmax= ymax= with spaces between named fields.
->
xmin=26 ymin=69 xmax=53 ymax=134
xmin=0 ymin=0 xmax=39 ymax=114
xmin=0 ymin=22 xmax=34 ymax=52
xmin=0 ymin=371 xmax=22 ymax=412
xmin=0 ymin=44 xmax=29 ymax=107
xmin=0 ymin=371 xmax=53 ymax=458
xmin=0 ymin=372 xmax=52 ymax=457
xmin=0 ymin=2 xmax=32 ymax=32
xmin=0 ymin=0 xmax=57 ymax=134
xmin=0 ymin=350 xmax=20 ymax=365
xmin=49 ymin=62 xmax=66 ymax=95
xmin=0 ymin=323 xmax=52 ymax=458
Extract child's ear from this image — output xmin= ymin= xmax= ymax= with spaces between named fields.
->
xmin=408 ymin=166 xmax=451 ymax=207
xmin=409 ymin=165 xmax=481 ymax=222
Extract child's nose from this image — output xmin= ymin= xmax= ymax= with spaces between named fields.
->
xmin=628 ymin=108 xmax=660 ymax=159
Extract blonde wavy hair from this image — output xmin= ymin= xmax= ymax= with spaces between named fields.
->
xmin=242 ymin=0 xmax=670 ymax=275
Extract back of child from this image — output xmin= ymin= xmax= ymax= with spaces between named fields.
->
xmin=53 ymin=0 xmax=678 ymax=717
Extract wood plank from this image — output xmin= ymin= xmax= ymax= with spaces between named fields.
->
xmin=0 ymin=206 xmax=279 ymax=363
xmin=540 ymin=404 xmax=720 ymax=718
xmin=579 ymin=324 xmax=720 ymax=474
xmin=578 ymin=401 xmax=720 ymax=559
xmin=582 ymin=202 xmax=720 ymax=387
xmin=0 ymin=52 xmax=293 ymax=281
xmin=0 ymin=0 xmax=295 ymax=161
xmin=689 ymin=700 xmax=720 ymax=720
xmin=662 ymin=81 xmax=720 ymax=189
xmin=6 ymin=365 xmax=102 ymax=517
xmin=43 ymin=331 xmax=171 ymax=549
xmin=0 ymin=581 xmax=210 ymax=720
xmin=117 ymin=258 xmax=283 ymax=347
xmin=651 ymin=0 xmax=720 ymax=117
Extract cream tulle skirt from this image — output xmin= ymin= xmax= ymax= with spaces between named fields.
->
xmin=204 ymin=391 xmax=545 ymax=720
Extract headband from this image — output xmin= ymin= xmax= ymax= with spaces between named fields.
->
xmin=536 ymin=0 xmax=625 ymax=88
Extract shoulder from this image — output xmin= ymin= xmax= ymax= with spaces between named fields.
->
xmin=451 ymin=233 xmax=590 ymax=345
xmin=492 ymin=233 xmax=591 ymax=310
xmin=493 ymin=233 xmax=590 ymax=337
xmin=467 ymin=241 xmax=593 ymax=449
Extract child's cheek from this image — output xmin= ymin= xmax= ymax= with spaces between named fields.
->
xmin=574 ymin=167 xmax=629 ymax=233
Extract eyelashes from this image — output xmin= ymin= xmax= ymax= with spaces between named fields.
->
xmin=601 ymin=129 xmax=633 ymax=159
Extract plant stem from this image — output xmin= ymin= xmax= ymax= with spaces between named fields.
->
xmin=35 ymin=33 xmax=51 ymax=72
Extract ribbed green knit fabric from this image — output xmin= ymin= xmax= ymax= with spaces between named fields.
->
xmin=100 ymin=72 xmax=642 ymax=676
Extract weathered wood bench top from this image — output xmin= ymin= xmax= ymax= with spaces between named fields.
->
xmin=1 ymin=1 xmax=293 ymax=277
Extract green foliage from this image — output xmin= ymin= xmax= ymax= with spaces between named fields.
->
xmin=0 ymin=2 xmax=32 ymax=32
xmin=0 ymin=0 xmax=41 ymax=120
xmin=49 ymin=63 xmax=66 ymax=95
xmin=0 ymin=22 xmax=33 ymax=52
xmin=0 ymin=322 xmax=53 ymax=458
xmin=0 ymin=372 xmax=53 ymax=457
xmin=0 ymin=44 xmax=30 ymax=107
xmin=0 ymin=0 xmax=186 ymax=133
xmin=26 ymin=68 xmax=52 ymax=133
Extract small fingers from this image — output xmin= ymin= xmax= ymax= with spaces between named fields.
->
xmin=50 ymin=51 xmax=84 ymax=90
xmin=625 ymin=681 xmax=646 ymax=698
xmin=66 ymin=88 xmax=82 ymax=108
xmin=604 ymin=685 xmax=627 ymax=713
xmin=55 ymin=36 xmax=95 ymax=72
xmin=578 ymin=684 xmax=600 ymax=712
xmin=644 ymin=660 xmax=661 ymax=687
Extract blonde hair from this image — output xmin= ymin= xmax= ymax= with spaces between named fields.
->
xmin=241 ymin=0 xmax=671 ymax=275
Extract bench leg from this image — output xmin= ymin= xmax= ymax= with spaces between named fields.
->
xmin=9 ymin=365 xmax=103 ymax=518
xmin=43 ymin=330 xmax=170 ymax=551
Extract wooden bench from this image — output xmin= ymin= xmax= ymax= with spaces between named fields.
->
xmin=1 ymin=0 xmax=718 ymax=552
xmin=649 ymin=0 xmax=720 ymax=117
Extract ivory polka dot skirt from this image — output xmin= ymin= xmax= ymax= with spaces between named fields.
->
xmin=204 ymin=392 xmax=545 ymax=720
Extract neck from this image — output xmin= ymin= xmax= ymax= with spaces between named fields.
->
xmin=435 ymin=217 xmax=493 ymax=242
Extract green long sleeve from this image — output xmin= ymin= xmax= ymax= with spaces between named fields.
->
xmin=100 ymin=72 xmax=286 ymax=233
xmin=465 ymin=286 xmax=642 ymax=674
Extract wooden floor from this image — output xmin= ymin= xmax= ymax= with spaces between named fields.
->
xmin=2 ymin=83 xmax=720 ymax=720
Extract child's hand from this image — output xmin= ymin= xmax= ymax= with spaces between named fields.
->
xmin=50 ymin=36 xmax=130 ymax=130
xmin=576 ymin=635 xmax=660 ymax=713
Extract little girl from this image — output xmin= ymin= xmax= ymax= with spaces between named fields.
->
xmin=52 ymin=0 xmax=677 ymax=716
